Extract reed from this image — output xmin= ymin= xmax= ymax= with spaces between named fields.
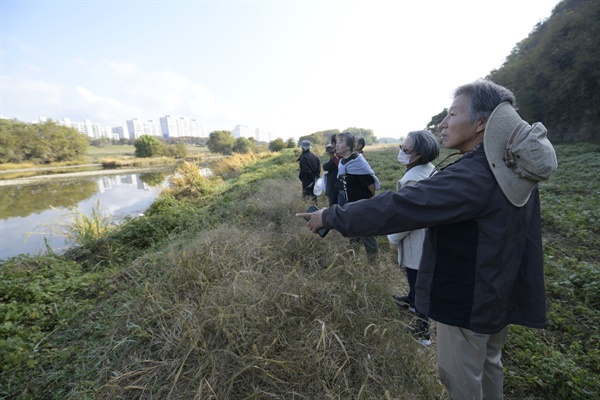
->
xmin=53 ymin=201 xmax=118 ymax=247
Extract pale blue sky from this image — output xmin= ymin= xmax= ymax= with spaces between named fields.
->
xmin=1 ymin=0 xmax=561 ymax=140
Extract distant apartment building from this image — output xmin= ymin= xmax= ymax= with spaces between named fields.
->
xmin=40 ymin=114 xmax=207 ymax=141
xmin=57 ymin=118 xmax=114 ymax=139
xmin=159 ymin=115 xmax=204 ymax=138
xmin=232 ymin=124 xmax=258 ymax=140
xmin=231 ymin=124 xmax=272 ymax=143
xmin=126 ymin=118 xmax=161 ymax=139
xmin=112 ymin=125 xmax=126 ymax=139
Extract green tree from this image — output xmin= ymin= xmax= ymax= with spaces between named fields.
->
xmin=36 ymin=120 xmax=88 ymax=162
xmin=268 ymin=138 xmax=286 ymax=152
xmin=207 ymin=130 xmax=235 ymax=155
xmin=0 ymin=119 xmax=88 ymax=164
xmin=427 ymin=109 xmax=448 ymax=134
xmin=233 ymin=137 xmax=252 ymax=154
xmin=299 ymin=129 xmax=340 ymax=148
xmin=286 ymin=138 xmax=296 ymax=148
xmin=0 ymin=119 xmax=23 ymax=163
xmin=343 ymin=127 xmax=377 ymax=144
xmin=134 ymin=135 xmax=163 ymax=158
xmin=161 ymin=142 xmax=187 ymax=158
xmin=488 ymin=0 xmax=599 ymax=142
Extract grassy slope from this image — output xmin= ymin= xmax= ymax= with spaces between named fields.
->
xmin=0 ymin=144 xmax=598 ymax=399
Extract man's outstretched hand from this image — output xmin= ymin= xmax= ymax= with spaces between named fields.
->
xmin=296 ymin=208 xmax=325 ymax=234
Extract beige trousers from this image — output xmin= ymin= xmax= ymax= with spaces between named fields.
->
xmin=436 ymin=322 xmax=510 ymax=400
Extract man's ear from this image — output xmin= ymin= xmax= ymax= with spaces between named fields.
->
xmin=476 ymin=118 xmax=487 ymax=134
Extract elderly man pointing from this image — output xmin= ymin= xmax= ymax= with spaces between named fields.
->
xmin=297 ymin=80 xmax=557 ymax=399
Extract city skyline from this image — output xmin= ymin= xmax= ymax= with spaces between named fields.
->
xmin=2 ymin=1 xmax=561 ymax=140
xmin=42 ymin=114 xmax=270 ymax=142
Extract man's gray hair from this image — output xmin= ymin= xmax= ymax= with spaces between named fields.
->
xmin=454 ymin=79 xmax=517 ymax=124
xmin=407 ymin=130 xmax=440 ymax=164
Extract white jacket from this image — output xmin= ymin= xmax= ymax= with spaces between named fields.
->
xmin=387 ymin=163 xmax=435 ymax=270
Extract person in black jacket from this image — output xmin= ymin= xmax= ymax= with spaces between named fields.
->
xmin=297 ymin=140 xmax=320 ymax=202
xmin=322 ymin=143 xmax=339 ymax=207
xmin=298 ymin=79 xmax=558 ymax=399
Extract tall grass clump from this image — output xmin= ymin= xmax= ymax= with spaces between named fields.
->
xmin=54 ymin=201 xmax=118 ymax=248
xmin=95 ymin=178 xmax=444 ymax=399
xmin=162 ymin=161 xmax=224 ymax=199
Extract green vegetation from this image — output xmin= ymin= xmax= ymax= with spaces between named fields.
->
xmin=299 ymin=128 xmax=377 ymax=149
xmin=134 ymin=135 xmax=188 ymax=158
xmin=206 ymin=130 xmax=236 ymax=154
xmin=1 ymin=143 xmax=597 ymax=399
xmin=0 ymin=119 xmax=88 ymax=164
xmin=133 ymin=135 xmax=164 ymax=158
xmin=488 ymin=0 xmax=599 ymax=142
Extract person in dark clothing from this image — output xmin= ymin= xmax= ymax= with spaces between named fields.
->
xmin=298 ymin=80 xmax=558 ymax=399
xmin=355 ymin=136 xmax=366 ymax=158
xmin=322 ymin=144 xmax=339 ymax=207
xmin=297 ymin=140 xmax=320 ymax=202
xmin=334 ymin=132 xmax=380 ymax=257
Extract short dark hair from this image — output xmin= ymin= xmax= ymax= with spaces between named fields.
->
xmin=338 ymin=132 xmax=355 ymax=151
xmin=407 ymin=130 xmax=440 ymax=164
xmin=356 ymin=136 xmax=366 ymax=150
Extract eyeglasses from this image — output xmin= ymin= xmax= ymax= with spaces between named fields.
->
xmin=399 ymin=144 xmax=415 ymax=154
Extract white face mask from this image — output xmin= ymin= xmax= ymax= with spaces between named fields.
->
xmin=397 ymin=150 xmax=412 ymax=164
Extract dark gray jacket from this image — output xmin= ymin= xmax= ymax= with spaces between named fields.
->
xmin=321 ymin=148 xmax=546 ymax=334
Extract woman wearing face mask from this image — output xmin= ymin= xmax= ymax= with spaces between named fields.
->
xmin=387 ymin=130 xmax=440 ymax=346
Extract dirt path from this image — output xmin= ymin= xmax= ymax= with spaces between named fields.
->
xmin=0 ymin=164 xmax=102 ymax=175
xmin=0 ymin=165 xmax=173 ymax=187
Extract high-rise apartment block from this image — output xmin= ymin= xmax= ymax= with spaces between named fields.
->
xmin=159 ymin=115 xmax=204 ymax=138
xmin=126 ymin=118 xmax=161 ymax=139
xmin=60 ymin=118 xmax=116 ymax=139
xmin=232 ymin=124 xmax=271 ymax=143
xmin=40 ymin=115 xmax=264 ymax=141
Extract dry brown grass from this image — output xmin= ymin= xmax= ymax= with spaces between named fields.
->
xmin=209 ymin=152 xmax=273 ymax=180
xmin=100 ymin=156 xmax=174 ymax=168
xmin=94 ymin=177 xmax=445 ymax=399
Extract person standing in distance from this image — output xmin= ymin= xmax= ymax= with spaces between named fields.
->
xmin=297 ymin=140 xmax=320 ymax=203
xmin=322 ymin=143 xmax=340 ymax=207
xmin=334 ymin=131 xmax=380 ymax=258
xmin=298 ymin=79 xmax=558 ymax=399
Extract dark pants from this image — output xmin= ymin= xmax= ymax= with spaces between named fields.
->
xmin=405 ymin=266 xmax=430 ymax=337
xmin=337 ymin=192 xmax=346 ymax=207
xmin=301 ymin=177 xmax=317 ymax=203
xmin=327 ymin=189 xmax=338 ymax=207
xmin=349 ymin=236 xmax=379 ymax=257
xmin=405 ymin=267 xmax=417 ymax=305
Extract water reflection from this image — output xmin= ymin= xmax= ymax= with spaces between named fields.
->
xmin=0 ymin=179 xmax=99 ymax=219
xmin=0 ymin=172 xmax=168 ymax=260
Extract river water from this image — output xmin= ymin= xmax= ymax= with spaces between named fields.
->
xmin=0 ymin=167 xmax=175 ymax=260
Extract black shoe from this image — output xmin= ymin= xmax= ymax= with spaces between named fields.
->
xmin=414 ymin=316 xmax=431 ymax=347
xmin=393 ymin=295 xmax=415 ymax=313
xmin=417 ymin=335 xmax=431 ymax=347
xmin=403 ymin=324 xmax=431 ymax=347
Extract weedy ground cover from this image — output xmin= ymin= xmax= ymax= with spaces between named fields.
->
xmin=0 ymin=143 xmax=598 ymax=399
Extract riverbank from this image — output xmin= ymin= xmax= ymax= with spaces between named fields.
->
xmin=1 ymin=144 xmax=598 ymax=399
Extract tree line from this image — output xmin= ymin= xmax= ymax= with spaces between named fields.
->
xmin=0 ymin=119 xmax=89 ymax=164
xmin=427 ymin=0 xmax=599 ymax=142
